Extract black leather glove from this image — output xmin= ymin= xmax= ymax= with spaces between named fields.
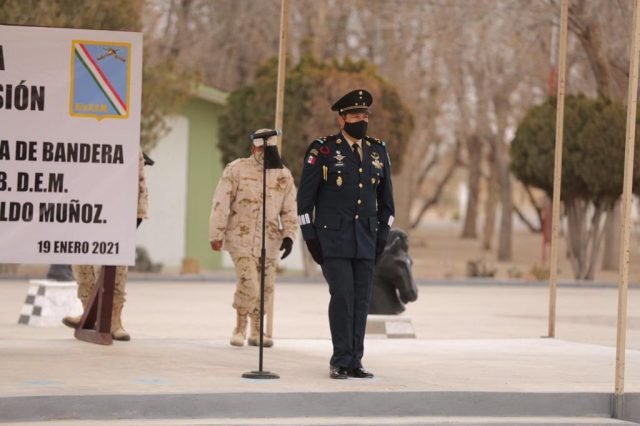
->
xmin=305 ymin=239 xmax=324 ymax=265
xmin=375 ymin=238 xmax=386 ymax=264
xmin=280 ymin=237 xmax=293 ymax=259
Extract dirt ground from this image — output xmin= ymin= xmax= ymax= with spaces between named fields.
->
xmin=4 ymin=219 xmax=640 ymax=284
xmin=409 ymin=219 xmax=640 ymax=283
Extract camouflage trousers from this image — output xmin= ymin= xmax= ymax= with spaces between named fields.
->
xmin=73 ymin=265 xmax=128 ymax=305
xmin=230 ymin=253 xmax=276 ymax=315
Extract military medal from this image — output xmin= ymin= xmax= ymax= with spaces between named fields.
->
xmin=336 ymin=176 xmax=343 ymax=187
xmin=333 ymin=150 xmax=346 ymax=167
xmin=370 ymin=152 xmax=383 ymax=169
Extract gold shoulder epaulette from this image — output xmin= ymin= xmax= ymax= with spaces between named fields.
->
xmin=366 ymin=136 xmax=386 ymax=147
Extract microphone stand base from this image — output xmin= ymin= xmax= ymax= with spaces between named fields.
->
xmin=242 ymin=370 xmax=280 ymax=380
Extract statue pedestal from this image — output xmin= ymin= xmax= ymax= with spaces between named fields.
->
xmin=366 ymin=315 xmax=416 ymax=338
xmin=18 ymin=280 xmax=82 ymax=327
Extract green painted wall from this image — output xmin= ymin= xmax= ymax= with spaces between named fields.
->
xmin=184 ymin=98 xmax=225 ymax=269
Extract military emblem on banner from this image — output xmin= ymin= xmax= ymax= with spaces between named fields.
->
xmin=70 ymin=40 xmax=131 ymax=119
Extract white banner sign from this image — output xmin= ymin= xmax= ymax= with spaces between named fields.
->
xmin=0 ymin=25 xmax=143 ymax=265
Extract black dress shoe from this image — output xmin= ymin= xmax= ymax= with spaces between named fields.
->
xmin=348 ymin=367 xmax=374 ymax=378
xmin=330 ymin=365 xmax=349 ymax=379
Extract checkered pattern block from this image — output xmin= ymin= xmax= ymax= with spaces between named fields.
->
xmin=18 ymin=280 xmax=83 ymax=327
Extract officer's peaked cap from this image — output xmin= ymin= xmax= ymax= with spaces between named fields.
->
xmin=331 ymin=89 xmax=372 ymax=114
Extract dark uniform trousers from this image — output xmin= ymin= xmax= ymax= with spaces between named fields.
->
xmin=297 ymin=132 xmax=395 ymax=370
xmin=322 ymin=257 xmax=375 ymax=369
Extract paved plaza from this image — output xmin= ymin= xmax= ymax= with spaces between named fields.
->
xmin=0 ymin=277 xmax=639 ymax=424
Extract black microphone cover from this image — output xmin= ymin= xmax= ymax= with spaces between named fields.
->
xmin=264 ymin=145 xmax=283 ymax=169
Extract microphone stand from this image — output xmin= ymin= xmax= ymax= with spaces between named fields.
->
xmin=243 ymin=145 xmax=281 ymax=380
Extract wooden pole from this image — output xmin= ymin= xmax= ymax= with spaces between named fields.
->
xmin=274 ymin=0 xmax=289 ymax=151
xmin=614 ymin=0 xmax=640 ymax=417
xmin=547 ymin=0 xmax=569 ymax=338
xmin=267 ymin=0 xmax=289 ymax=339
xmin=74 ymin=266 xmax=115 ymax=345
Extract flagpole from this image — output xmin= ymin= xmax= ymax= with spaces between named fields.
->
xmin=547 ymin=0 xmax=569 ymax=338
xmin=267 ymin=0 xmax=289 ymax=342
xmin=614 ymin=0 xmax=640 ymax=417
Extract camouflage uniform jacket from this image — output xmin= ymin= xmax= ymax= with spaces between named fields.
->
xmin=209 ymin=156 xmax=298 ymax=258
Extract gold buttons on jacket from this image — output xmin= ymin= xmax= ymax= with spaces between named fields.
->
xmin=358 ymin=183 xmax=363 ymax=188
xmin=357 ymin=200 xmax=362 ymax=204
xmin=355 ymin=215 xmax=359 ymax=219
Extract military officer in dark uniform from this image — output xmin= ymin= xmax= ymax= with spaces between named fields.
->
xmin=297 ymin=89 xmax=395 ymax=379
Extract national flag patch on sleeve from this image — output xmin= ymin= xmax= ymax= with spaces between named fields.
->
xmin=307 ymin=155 xmax=316 ymax=165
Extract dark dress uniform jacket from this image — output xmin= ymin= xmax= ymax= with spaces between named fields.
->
xmin=297 ymin=133 xmax=395 ymax=257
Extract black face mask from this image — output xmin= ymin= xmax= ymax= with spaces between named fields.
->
xmin=343 ymin=120 xmax=368 ymax=140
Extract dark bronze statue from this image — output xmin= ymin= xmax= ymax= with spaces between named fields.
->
xmin=369 ymin=229 xmax=418 ymax=315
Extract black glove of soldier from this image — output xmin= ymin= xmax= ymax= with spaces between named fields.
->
xmin=375 ymin=238 xmax=386 ymax=265
xmin=280 ymin=237 xmax=293 ymax=259
xmin=305 ymin=239 xmax=323 ymax=265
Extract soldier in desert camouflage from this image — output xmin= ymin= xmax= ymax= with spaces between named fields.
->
xmin=209 ymin=130 xmax=297 ymax=348
xmin=62 ymin=150 xmax=149 ymax=341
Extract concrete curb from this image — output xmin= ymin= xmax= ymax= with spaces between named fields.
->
xmin=2 ymin=391 xmax=636 ymax=423
xmin=4 ymin=274 xmax=639 ymax=289
xmin=2 ymin=268 xmax=640 ymax=289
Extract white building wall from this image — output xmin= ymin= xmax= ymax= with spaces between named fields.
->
xmin=136 ymin=116 xmax=189 ymax=270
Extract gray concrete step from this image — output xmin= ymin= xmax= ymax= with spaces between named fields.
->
xmin=1 ymin=391 xmax=637 ymax=423
xmin=8 ymin=416 xmax=638 ymax=426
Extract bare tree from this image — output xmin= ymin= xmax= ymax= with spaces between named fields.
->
xmin=152 ymin=0 xmax=635 ymax=277
xmin=566 ymin=0 xmax=633 ymax=271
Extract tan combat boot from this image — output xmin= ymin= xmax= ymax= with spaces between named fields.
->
xmin=230 ymin=312 xmax=248 ymax=347
xmin=111 ymin=303 xmax=130 ymax=341
xmin=248 ymin=312 xmax=273 ymax=347
xmin=62 ymin=296 xmax=88 ymax=329
xmin=61 ymin=313 xmax=82 ymax=329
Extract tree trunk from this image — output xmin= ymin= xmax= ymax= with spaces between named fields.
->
xmin=461 ymin=134 xmax=482 ymax=239
xmin=409 ymin=146 xmax=460 ymax=229
xmin=482 ymin=149 xmax=498 ymax=251
xmin=601 ymin=200 xmax=620 ymax=271
xmin=492 ymin=95 xmax=513 ymax=261
xmin=565 ymin=199 xmax=608 ymax=280
xmin=496 ymin=154 xmax=513 ymax=261
xmin=393 ymin=168 xmax=413 ymax=231
xmin=569 ymin=0 xmax=625 ymax=100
